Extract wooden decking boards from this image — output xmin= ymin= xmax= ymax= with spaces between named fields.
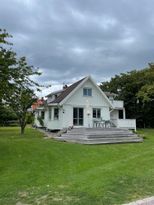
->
xmin=55 ymin=128 xmax=143 ymax=144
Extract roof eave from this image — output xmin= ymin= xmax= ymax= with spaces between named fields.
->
xmin=47 ymin=103 xmax=59 ymax=106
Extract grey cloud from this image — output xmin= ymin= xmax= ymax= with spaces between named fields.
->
xmin=0 ymin=0 xmax=154 ymax=90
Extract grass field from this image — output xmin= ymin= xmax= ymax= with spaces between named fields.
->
xmin=0 ymin=127 xmax=154 ymax=205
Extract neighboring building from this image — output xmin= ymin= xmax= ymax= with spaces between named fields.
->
xmin=32 ymin=98 xmax=45 ymax=127
xmin=32 ymin=98 xmax=44 ymax=111
xmin=34 ymin=76 xmax=136 ymax=130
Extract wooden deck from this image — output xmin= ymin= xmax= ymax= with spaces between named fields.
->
xmin=55 ymin=128 xmax=143 ymax=144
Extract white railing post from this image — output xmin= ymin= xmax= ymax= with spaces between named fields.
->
xmin=123 ymin=108 xmax=126 ymax=119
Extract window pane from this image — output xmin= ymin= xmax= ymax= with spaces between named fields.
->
xmin=73 ymin=108 xmax=84 ymax=126
xmin=79 ymin=119 xmax=83 ymax=125
xmin=97 ymin=109 xmax=101 ymax=118
xmin=83 ymin=88 xmax=87 ymax=96
xmin=93 ymin=108 xmax=101 ymax=118
xmin=83 ymin=88 xmax=92 ymax=96
xmin=79 ymin=108 xmax=83 ymax=118
xmin=93 ymin=109 xmax=96 ymax=118
xmin=54 ymin=108 xmax=59 ymax=119
xmin=73 ymin=108 xmax=77 ymax=118
xmin=73 ymin=119 xmax=77 ymax=125
xmin=88 ymin=88 xmax=92 ymax=96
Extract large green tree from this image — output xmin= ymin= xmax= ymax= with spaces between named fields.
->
xmin=0 ymin=29 xmax=41 ymax=134
xmin=5 ymin=57 xmax=41 ymax=134
xmin=100 ymin=64 xmax=154 ymax=128
xmin=137 ymin=63 xmax=154 ymax=102
xmin=0 ymin=29 xmax=16 ymax=99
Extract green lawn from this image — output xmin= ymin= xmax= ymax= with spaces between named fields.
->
xmin=0 ymin=127 xmax=154 ymax=205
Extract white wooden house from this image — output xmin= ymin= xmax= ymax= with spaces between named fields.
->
xmin=34 ymin=76 xmax=136 ymax=130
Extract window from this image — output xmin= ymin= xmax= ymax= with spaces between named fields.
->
xmin=93 ymin=108 xmax=101 ymax=118
xmin=41 ymin=111 xmax=45 ymax=119
xmin=54 ymin=108 xmax=59 ymax=120
xmin=48 ymin=107 xmax=52 ymax=120
xmin=73 ymin=108 xmax=84 ymax=126
xmin=119 ymin=110 xmax=123 ymax=119
xmin=83 ymin=88 xmax=92 ymax=96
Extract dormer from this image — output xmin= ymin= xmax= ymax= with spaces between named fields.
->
xmin=46 ymin=90 xmax=63 ymax=103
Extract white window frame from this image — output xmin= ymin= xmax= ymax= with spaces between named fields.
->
xmin=93 ymin=108 xmax=101 ymax=119
xmin=83 ymin=87 xmax=92 ymax=96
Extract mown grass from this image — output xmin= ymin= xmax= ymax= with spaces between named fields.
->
xmin=0 ymin=127 xmax=154 ymax=205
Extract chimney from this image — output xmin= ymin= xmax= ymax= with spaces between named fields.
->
xmin=63 ymin=84 xmax=68 ymax=90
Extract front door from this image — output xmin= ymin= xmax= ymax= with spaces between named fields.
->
xmin=73 ymin=108 xmax=84 ymax=126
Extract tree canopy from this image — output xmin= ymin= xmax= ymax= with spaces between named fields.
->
xmin=100 ymin=64 xmax=154 ymax=128
xmin=0 ymin=29 xmax=41 ymax=134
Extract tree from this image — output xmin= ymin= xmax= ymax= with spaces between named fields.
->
xmin=0 ymin=29 xmax=12 ymax=44
xmin=137 ymin=63 xmax=154 ymax=102
xmin=0 ymin=29 xmax=17 ymax=99
xmin=0 ymin=103 xmax=17 ymax=126
xmin=100 ymin=64 xmax=154 ymax=128
xmin=0 ymin=29 xmax=41 ymax=134
xmin=7 ymin=87 xmax=37 ymax=134
xmin=4 ymin=56 xmax=41 ymax=134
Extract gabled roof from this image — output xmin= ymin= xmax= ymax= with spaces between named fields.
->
xmin=49 ymin=77 xmax=86 ymax=104
xmin=47 ymin=76 xmax=112 ymax=107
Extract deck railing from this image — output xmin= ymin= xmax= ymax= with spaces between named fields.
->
xmin=111 ymin=119 xmax=136 ymax=131
xmin=111 ymin=100 xmax=124 ymax=108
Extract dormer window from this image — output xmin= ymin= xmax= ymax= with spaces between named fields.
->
xmin=83 ymin=88 xmax=92 ymax=96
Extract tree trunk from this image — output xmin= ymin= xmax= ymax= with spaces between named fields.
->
xmin=19 ymin=118 xmax=26 ymax=135
xmin=20 ymin=125 xmax=25 ymax=135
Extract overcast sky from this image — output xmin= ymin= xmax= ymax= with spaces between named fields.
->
xmin=1 ymin=0 xmax=154 ymax=96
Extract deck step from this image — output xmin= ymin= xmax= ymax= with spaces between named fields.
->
xmin=57 ymin=128 xmax=143 ymax=144
xmin=61 ymin=134 xmax=139 ymax=139
xmin=55 ymin=137 xmax=143 ymax=144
